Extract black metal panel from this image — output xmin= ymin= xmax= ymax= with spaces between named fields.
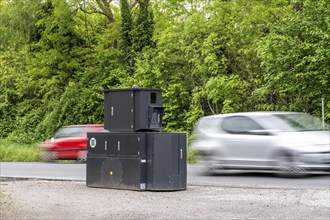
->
xmin=178 ymin=133 xmax=187 ymax=189
xmin=106 ymin=91 xmax=134 ymax=131
xmin=146 ymin=133 xmax=171 ymax=190
xmin=103 ymin=88 xmax=163 ymax=132
xmin=107 ymin=133 xmax=147 ymax=158
xmin=87 ymin=132 xmax=147 ymax=158
xmin=87 ymin=132 xmax=111 ymax=157
xmin=146 ymin=132 xmax=187 ymax=191
xmin=87 ymin=132 xmax=187 ymax=191
xmin=104 ymin=92 xmax=110 ymax=131
xmin=118 ymin=133 xmax=146 ymax=157
xmin=86 ymin=156 xmax=103 ymax=187
xmin=86 ymin=156 xmax=147 ymax=191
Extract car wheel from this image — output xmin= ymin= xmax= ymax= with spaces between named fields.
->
xmin=275 ymin=154 xmax=306 ymax=177
xmin=200 ymin=153 xmax=223 ymax=176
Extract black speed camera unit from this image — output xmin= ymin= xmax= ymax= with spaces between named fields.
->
xmin=87 ymin=86 xmax=187 ymax=191
xmin=104 ymin=88 xmax=164 ymax=132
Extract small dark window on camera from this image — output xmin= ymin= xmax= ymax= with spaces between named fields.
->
xmin=150 ymin=92 xmax=157 ymax=104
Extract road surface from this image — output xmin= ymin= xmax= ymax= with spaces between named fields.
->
xmin=1 ymin=162 xmax=329 ymax=189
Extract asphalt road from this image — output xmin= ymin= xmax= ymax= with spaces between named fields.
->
xmin=1 ymin=162 xmax=329 ymax=189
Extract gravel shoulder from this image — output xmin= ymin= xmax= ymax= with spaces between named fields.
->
xmin=1 ymin=179 xmax=329 ymax=220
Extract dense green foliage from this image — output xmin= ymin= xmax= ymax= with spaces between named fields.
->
xmin=1 ymin=0 xmax=329 ymax=144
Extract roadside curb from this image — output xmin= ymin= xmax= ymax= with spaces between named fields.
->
xmin=2 ymin=176 xmax=324 ymax=191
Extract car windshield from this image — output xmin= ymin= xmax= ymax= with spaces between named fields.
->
xmin=196 ymin=117 xmax=221 ymax=132
xmin=54 ymin=127 xmax=86 ymax=138
xmin=275 ymin=113 xmax=329 ymax=131
xmin=259 ymin=113 xmax=329 ymax=132
xmin=256 ymin=113 xmax=329 ymax=132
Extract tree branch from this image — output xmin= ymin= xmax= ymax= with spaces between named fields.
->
xmin=129 ymin=0 xmax=138 ymax=10
xmin=95 ymin=0 xmax=115 ymax=23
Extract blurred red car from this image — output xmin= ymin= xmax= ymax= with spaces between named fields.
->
xmin=39 ymin=124 xmax=105 ymax=161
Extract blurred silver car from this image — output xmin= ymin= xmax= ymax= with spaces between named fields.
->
xmin=191 ymin=112 xmax=330 ymax=176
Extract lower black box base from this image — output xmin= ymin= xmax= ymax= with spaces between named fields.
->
xmin=86 ymin=132 xmax=187 ymax=191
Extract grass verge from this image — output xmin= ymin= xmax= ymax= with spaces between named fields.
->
xmin=0 ymin=140 xmax=40 ymax=162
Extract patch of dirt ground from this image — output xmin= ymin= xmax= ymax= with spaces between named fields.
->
xmin=0 ymin=179 xmax=329 ymax=219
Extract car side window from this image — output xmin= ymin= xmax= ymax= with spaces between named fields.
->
xmin=221 ymin=116 xmax=264 ymax=134
xmin=54 ymin=127 xmax=85 ymax=138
